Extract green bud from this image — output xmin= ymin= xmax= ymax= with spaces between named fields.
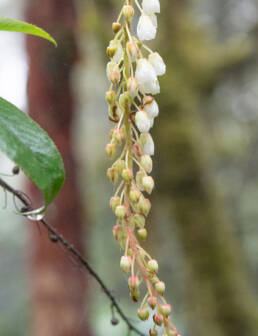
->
xmin=138 ymin=196 xmax=151 ymax=217
xmin=155 ymin=281 xmax=165 ymax=295
xmin=114 ymin=159 xmax=126 ymax=175
xmin=130 ymin=213 xmax=145 ymax=228
xmin=106 ymin=46 xmax=117 ymax=58
xmin=140 ymin=155 xmax=153 ymax=173
xmin=160 ymin=304 xmax=172 ymax=317
xmin=115 ymin=205 xmax=127 ymax=219
xmin=110 ymin=196 xmax=120 ymax=212
xmin=122 ymin=168 xmax=133 ymax=182
xmin=112 ymin=22 xmax=121 ymax=34
xmin=129 ymin=189 xmax=141 ymax=203
xmin=105 ymin=90 xmax=116 ymax=105
xmin=137 ymin=307 xmax=150 ymax=321
xmin=105 ymin=142 xmax=117 ymax=158
xmin=119 ymin=91 xmax=132 ymax=109
xmin=147 ymin=259 xmax=159 ymax=273
xmin=137 ymin=228 xmax=147 ymax=240
xmin=123 ymin=5 xmax=134 ymax=20
xmin=107 ymin=167 xmax=119 ymax=184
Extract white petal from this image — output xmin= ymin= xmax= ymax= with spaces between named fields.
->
xmin=142 ymin=0 xmax=160 ymax=14
xmin=150 ymin=14 xmax=158 ymax=27
xmin=137 ymin=14 xmax=157 ymax=41
xmin=144 ymin=98 xmax=159 ymax=118
xmin=148 ymin=52 xmax=166 ymax=76
xmin=140 ymin=133 xmax=155 ymax=156
xmin=135 ymin=58 xmax=157 ymax=85
xmin=135 ymin=111 xmax=151 ymax=133
xmin=140 ymin=79 xmax=160 ymax=95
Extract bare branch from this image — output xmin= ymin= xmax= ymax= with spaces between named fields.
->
xmin=0 ymin=177 xmax=146 ymax=336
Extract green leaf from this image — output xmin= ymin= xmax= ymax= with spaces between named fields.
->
xmin=0 ymin=97 xmax=65 ymax=212
xmin=0 ymin=17 xmax=57 ymax=46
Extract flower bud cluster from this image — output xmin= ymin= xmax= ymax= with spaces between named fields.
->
xmin=105 ymin=1 xmax=179 ymax=335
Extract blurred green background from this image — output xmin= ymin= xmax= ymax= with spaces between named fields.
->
xmin=0 ymin=0 xmax=258 ymax=335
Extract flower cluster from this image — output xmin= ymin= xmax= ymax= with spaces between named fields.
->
xmin=105 ymin=1 xmax=180 ymax=335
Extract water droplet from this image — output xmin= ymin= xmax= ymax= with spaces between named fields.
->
xmin=22 ymin=206 xmax=46 ymax=221
xmin=27 ymin=212 xmax=45 ymax=221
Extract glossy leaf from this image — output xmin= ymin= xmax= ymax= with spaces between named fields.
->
xmin=0 ymin=17 xmax=57 ymax=46
xmin=0 ymin=97 xmax=65 ymax=210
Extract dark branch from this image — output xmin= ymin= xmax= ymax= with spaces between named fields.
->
xmin=0 ymin=177 xmax=146 ymax=336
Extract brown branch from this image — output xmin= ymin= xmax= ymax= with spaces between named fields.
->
xmin=0 ymin=177 xmax=146 ymax=336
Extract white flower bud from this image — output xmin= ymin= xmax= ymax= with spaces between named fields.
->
xmin=148 ymin=52 xmax=166 ymax=76
xmin=150 ymin=14 xmax=157 ymax=28
xmin=140 ymin=154 xmax=153 ymax=173
xmin=135 ymin=58 xmax=157 ymax=85
xmin=109 ymin=40 xmax=123 ymax=63
xmin=123 ymin=5 xmax=135 ymax=20
xmin=139 ymin=133 xmax=155 ymax=156
xmin=142 ymin=176 xmax=155 ymax=194
xmin=106 ymin=61 xmax=120 ymax=84
xmin=136 ymin=170 xmax=145 ymax=190
xmin=149 ymin=117 xmax=154 ymax=128
xmin=135 ymin=110 xmax=151 ymax=133
xmin=126 ymin=41 xmax=139 ymax=61
xmin=127 ymin=77 xmax=138 ymax=98
xmin=137 ymin=14 xmax=157 ymax=41
xmin=142 ymin=0 xmax=160 ymax=14
xmin=120 ymin=255 xmax=132 ymax=273
xmin=143 ymin=96 xmax=159 ymax=118
xmin=140 ymin=80 xmax=160 ymax=95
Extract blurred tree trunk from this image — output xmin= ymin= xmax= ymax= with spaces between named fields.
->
xmin=156 ymin=1 xmax=258 ymax=335
xmin=26 ymin=1 xmax=92 ymax=336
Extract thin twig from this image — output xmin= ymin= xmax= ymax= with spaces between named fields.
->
xmin=0 ymin=177 xmax=146 ymax=336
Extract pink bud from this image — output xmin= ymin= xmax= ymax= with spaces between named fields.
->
xmin=149 ymin=329 xmax=158 ymax=336
xmin=147 ymin=296 xmax=157 ymax=309
xmin=153 ymin=313 xmax=163 ymax=326
xmin=128 ymin=276 xmax=140 ymax=290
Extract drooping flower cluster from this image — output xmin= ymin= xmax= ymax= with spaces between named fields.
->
xmin=105 ymin=1 xmax=180 ymax=335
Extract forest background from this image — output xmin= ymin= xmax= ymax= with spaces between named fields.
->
xmin=0 ymin=0 xmax=257 ymax=336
